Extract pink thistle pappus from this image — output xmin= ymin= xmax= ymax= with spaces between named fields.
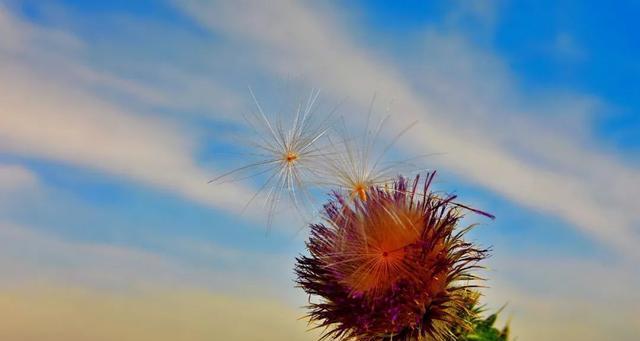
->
xmin=295 ymin=172 xmax=493 ymax=340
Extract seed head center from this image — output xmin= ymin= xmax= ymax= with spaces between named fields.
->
xmin=353 ymin=183 xmax=368 ymax=201
xmin=284 ymin=151 xmax=298 ymax=163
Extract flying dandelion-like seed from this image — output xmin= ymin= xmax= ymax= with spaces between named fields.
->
xmin=318 ymin=99 xmax=421 ymax=203
xmin=209 ymin=88 xmax=334 ymax=224
xmin=295 ymin=172 xmax=492 ymax=340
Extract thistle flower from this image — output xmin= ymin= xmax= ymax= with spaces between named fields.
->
xmin=295 ymin=172 xmax=492 ymax=340
xmin=209 ymin=88 xmax=334 ymax=223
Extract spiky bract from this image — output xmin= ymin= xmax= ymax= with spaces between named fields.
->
xmin=295 ymin=172 xmax=490 ymax=340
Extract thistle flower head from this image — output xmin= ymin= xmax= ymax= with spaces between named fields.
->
xmin=295 ymin=172 xmax=491 ymax=340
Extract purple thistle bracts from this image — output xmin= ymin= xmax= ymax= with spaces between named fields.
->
xmin=295 ymin=172 xmax=491 ymax=340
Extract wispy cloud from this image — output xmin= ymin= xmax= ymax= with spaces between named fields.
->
xmin=0 ymin=5 xmax=263 ymax=221
xmin=0 ymin=220 xmax=300 ymax=298
xmin=0 ymin=164 xmax=38 ymax=191
xmin=486 ymin=257 xmax=640 ymax=340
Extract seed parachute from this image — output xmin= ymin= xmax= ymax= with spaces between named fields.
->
xmin=209 ymin=88 xmax=334 ymax=225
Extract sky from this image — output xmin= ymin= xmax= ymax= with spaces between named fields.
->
xmin=0 ymin=0 xmax=639 ymax=340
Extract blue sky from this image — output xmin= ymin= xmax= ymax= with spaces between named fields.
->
xmin=1 ymin=1 xmax=639 ymax=340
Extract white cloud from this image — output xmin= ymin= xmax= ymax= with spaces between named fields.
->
xmin=0 ymin=164 xmax=38 ymax=191
xmin=0 ymin=4 xmax=242 ymax=119
xmin=0 ymin=221 xmax=189 ymax=289
xmin=0 ymin=61 xmax=252 ymax=214
xmin=0 ymin=221 xmax=295 ymax=297
xmin=0 ymin=5 xmax=265 ymax=221
xmin=485 ymin=256 xmax=640 ymax=340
